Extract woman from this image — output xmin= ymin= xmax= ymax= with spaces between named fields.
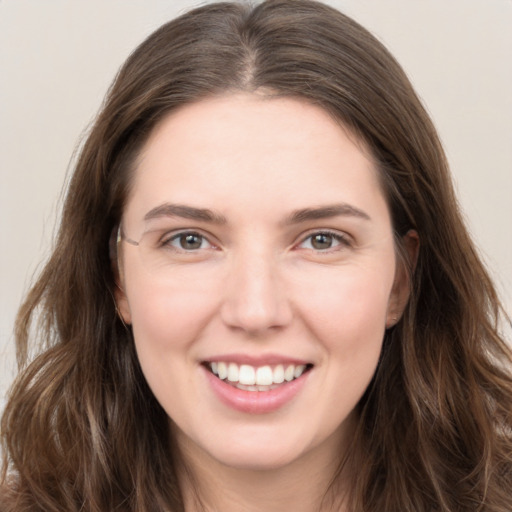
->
xmin=1 ymin=1 xmax=511 ymax=511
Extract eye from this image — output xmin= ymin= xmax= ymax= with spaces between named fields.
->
xmin=298 ymin=231 xmax=350 ymax=251
xmin=164 ymin=231 xmax=213 ymax=251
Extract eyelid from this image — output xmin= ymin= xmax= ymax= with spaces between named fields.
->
xmin=150 ymin=226 xmax=353 ymax=252
xmin=295 ymin=229 xmax=353 ymax=250
xmin=159 ymin=228 xmax=219 ymax=250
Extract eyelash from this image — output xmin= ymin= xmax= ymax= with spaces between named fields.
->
xmin=160 ymin=231 xmax=216 ymax=251
xmin=296 ymin=230 xmax=352 ymax=252
xmin=159 ymin=229 xmax=352 ymax=253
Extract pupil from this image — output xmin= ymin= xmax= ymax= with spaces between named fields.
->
xmin=312 ymin=233 xmax=332 ymax=250
xmin=181 ymin=234 xmax=202 ymax=250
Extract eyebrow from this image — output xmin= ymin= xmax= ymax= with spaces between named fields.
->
xmin=143 ymin=203 xmax=228 ymax=224
xmin=142 ymin=202 xmax=370 ymax=225
xmin=286 ymin=203 xmax=371 ymax=224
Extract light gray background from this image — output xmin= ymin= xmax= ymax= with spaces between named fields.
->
xmin=1 ymin=0 xmax=511 ymax=409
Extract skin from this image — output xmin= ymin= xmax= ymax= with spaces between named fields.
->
xmin=116 ymin=94 xmax=417 ymax=511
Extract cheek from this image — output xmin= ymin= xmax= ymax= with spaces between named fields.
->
xmin=125 ymin=273 xmax=223 ymax=419
xmin=307 ymin=269 xmax=392 ymax=410
xmin=125 ymin=268 xmax=221 ymax=362
xmin=292 ymin=262 xmax=394 ymax=383
xmin=298 ymin=263 xmax=392 ymax=334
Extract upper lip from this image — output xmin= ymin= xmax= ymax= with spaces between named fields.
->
xmin=201 ymin=353 xmax=312 ymax=367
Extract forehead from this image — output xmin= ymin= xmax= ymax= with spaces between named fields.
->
xmin=123 ymin=93 xmax=388 ymax=226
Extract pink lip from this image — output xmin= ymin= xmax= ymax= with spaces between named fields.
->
xmin=202 ymin=353 xmax=310 ymax=366
xmin=202 ymin=365 xmax=311 ymax=414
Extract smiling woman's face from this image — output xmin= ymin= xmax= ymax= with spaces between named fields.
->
xmin=116 ymin=94 xmax=410 ymax=473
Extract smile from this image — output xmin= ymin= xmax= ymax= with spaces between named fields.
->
xmin=202 ymin=360 xmax=313 ymax=414
xmin=207 ymin=362 xmax=311 ymax=391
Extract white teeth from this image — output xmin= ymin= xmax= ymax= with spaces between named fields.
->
xmin=217 ymin=362 xmax=228 ymax=380
xmin=256 ymin=366 xmax=273 ymax=386
xmin=235 ymin=383 xmax=260 ymax=392
xmin=284 ymin=365 xmax=295 ymax=382
xmin=209 ymin=361 xmax=309 ymax=387
xmin=239 ymin=365 xmax=256 ymax=385
xmin=273 ymin=364 xmax=285 ymax=384
xmin=227 ymin=363 xmax=239 ymax=382
xmin=294 ymin=365 xmax=306 ymax=379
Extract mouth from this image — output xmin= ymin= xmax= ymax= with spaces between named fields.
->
xmin=203 ymin=361 xmax=313 ymax=392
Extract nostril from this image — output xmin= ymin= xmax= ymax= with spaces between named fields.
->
xmin=220 ymin=295 xmax=293 ymax=335
xmin=219 ymin=262 xmax=293 ymax=334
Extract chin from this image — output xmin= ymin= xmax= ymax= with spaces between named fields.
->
xmin=209 ymin=442 xmax=308 ymax=472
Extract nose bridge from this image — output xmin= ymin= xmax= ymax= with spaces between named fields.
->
xmin=221 ymin=243 xmax=292 ymax=334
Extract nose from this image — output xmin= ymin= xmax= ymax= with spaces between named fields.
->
xmin=220 ymin=250 xmax=293 ymax=336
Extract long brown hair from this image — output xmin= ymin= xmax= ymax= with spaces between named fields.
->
xmin=2 ymin=1 xmax=511 ymax=510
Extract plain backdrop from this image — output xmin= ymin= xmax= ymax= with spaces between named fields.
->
xmin=1 ymin=0 xmax=511 ymax=409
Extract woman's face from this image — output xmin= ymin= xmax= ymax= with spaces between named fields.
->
xmin=117 ymin=94 xmax=411 ymax=473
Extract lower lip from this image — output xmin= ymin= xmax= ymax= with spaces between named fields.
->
xmin=203 ymin=366 xmax=310 ymax=414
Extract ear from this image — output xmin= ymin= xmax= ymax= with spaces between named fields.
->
xmin=111 ymin=228 xmax=132 ymax=325
xmin=114 ymin=280 xmax=132 ymax=325
xmin=386 ymin=230 xmax=419 ymax=328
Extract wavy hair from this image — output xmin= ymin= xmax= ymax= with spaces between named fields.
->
xmin=2 ymin=1 xmax=511 ymax=510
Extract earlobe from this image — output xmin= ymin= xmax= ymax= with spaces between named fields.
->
xmin=114 ymin=283 xmax=132 ymax=325
xmin=386 ymin=230 xmax=419 ymax=328
xmin=111 ymin=231 xmax=132 ymax=325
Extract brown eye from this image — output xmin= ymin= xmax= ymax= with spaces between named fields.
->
xmin=166 ymin=232 xmax=210 ymax=251
xmin=180 ymin=234 xmax=203 ymax=250
xmin=311 ymin=233 xmax=335 ymax=250
xmin=298 ymin=231 xmax=349 ymax=251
